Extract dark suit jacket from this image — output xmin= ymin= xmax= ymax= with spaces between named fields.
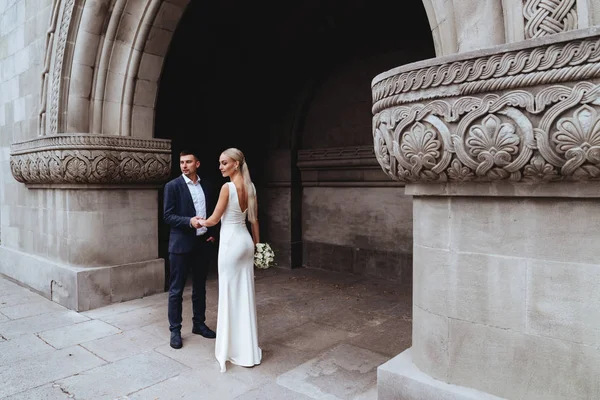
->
xmin=163 ymin=175 xmax=218 ymax=254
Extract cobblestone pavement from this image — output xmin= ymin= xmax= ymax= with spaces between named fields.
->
xmin=0 ymin=267 xmax=412 ymax=399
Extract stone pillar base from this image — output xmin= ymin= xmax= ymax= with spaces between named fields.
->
xmin=378 ymin=348 xmax=503 ymax=400
xmin=0 ymin=245 xmax=164 ymax=311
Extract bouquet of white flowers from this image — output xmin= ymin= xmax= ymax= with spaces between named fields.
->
xmin=254 ymin=242 xmax=275 ymax=269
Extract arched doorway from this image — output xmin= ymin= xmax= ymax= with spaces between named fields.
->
xmin=155 ymin=0 xmax=435 ymax=283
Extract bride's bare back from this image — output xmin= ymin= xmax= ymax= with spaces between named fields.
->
xmin=233 ymin=182 xmax=248 ymax=213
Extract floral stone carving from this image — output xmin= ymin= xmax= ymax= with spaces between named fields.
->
xmin=372 ymin=31 xmax=600 ymax=184
xmin=10 ymin=135 xmax=171 ymax=185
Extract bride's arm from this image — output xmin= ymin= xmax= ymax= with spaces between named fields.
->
xmin=199 ymin=184 xmax=229 ymax=227
xmin=250 ymin=219 xmax=260 ymax=246
xmin=249 ymin=183 xmax=260 ymax=245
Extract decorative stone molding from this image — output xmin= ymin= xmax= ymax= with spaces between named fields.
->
xmin=524 ymin=0 xmax=577 ymax=39
xmin=297 ymin=146 xmax=403 ymax=187
xmin=10 ymin=135 xmax=171 ymax=185
xmin=372 ymin=30 xmax=600 ymax=184
xmin=38 ymin=0 xmax=62 ymax=135
xmin=372 ymin=33 xmax=600 ymax=113
xmin=48 ymin=0 xmax=76 ymax=135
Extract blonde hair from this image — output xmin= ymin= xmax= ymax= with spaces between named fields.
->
xmin=221 ymin=148 xmax=257 ymax=223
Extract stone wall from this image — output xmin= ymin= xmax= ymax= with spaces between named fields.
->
xmin=293 ymin=53 xmax=427 ymax=282
xmin=0 ymin=0 xmax=52 ymax=267
xmin=302 ymin=187 xmax=412 ymax=282
xmin=411 ymin=191 xmax=600 ymax=399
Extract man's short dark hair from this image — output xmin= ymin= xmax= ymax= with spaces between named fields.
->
xmin=179 ymin=149 xmax=199 ymax=160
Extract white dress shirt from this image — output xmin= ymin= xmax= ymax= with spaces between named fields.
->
xmin=182 ymin=174 xmax=207 ymax=236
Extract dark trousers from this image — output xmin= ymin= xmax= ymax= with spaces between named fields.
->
xmin=168 ymin=238 xmax=213 ymax=332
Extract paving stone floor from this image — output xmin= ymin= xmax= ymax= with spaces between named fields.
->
xmin=0 ymin=267 xmax=412 ymax=399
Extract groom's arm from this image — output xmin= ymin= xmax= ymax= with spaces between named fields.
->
xmin=163 ymin=182 xmax=194 ymax=229
xmin=205 ymin=181 xmax=220 ymax=239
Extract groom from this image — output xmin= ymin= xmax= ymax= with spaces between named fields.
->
xmin=163 ymin=150 xmax=217 ymax=349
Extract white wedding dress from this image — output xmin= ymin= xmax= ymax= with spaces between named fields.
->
xmin=215 ymin=182 xmax=262 ymax=372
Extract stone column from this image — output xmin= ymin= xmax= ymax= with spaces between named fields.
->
xmin=5 ymin=135 xmax=170 ymax=311
xmin=373 ymin=29 xmax=600 ymax=399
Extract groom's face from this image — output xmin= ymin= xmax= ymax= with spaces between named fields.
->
xmin=180 ymin=154 xmax=200 ymax=177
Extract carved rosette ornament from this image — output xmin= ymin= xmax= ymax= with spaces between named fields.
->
xmin=10 ymin=135 xmax=171 ymax=185
xmin=372 ymin=30 xmax=600 ymax=184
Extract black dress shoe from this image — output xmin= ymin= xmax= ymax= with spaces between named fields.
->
xmin=192 ymin=323 xmax=216 ymax=339
xmin=170 ymin=330 xmax=182 ymax=349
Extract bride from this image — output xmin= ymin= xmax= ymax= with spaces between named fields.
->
xmin=197 ymin=148 xmax=262 ymax=372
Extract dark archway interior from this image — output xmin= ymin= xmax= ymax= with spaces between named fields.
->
xmin=155 ymin=0 xmax=434 ymax=281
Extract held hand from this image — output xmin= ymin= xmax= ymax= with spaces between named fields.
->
xmin=197 ymin=217 xmax=207 ymax=227
xmin=190 ymin=217 xmax=202 ymax=229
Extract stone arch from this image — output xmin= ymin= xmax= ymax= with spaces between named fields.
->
xmin=42 ymin=0 xmax=461 ymax=139
xmin=43 ymin=0 xmax=586 ymax=138
xmin=39 ymin=0 xmax=189 ymax=137
xmin=24 ymin=0 xmax=590 ymax=187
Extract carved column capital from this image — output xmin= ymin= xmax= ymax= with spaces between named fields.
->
xmin=372 ymin=30 xmax=600 ymax=185
xmin=10 ymin=134 xmax=171 ymax=187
